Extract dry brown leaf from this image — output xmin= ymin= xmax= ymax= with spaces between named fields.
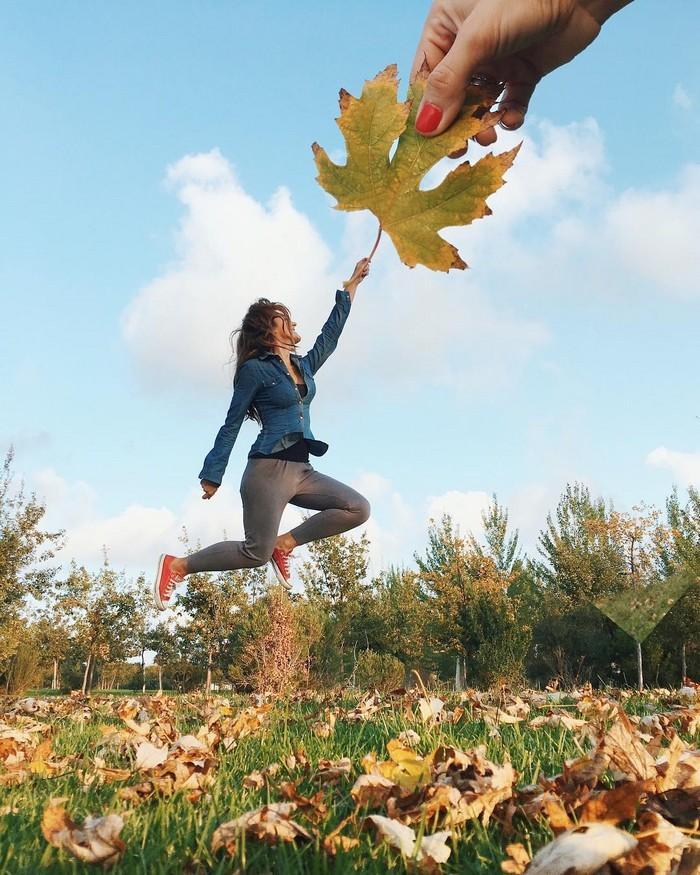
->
xmin=279 ymin=780 xmax=328 ymax=822
xmin=397 ymin=730 xmax=421 ymax=748
xmin=41 ymin=797 xmax=125 ymax=868
xmin=313 ymin=757 xmax=352 ymax=784
xmin=578 ymin=781 xmax=652 ymax=825
xmin=365 ymin=815 xmax=451 ymax=869
xmin=603 ymin=714 xmax=658 ymax=782
xmin=526 ymin=823 xmax=637 ymax=874
xmin=563 ymin=750 xmax=611 ymax=787
xmin=242 ymin=770 xmax=265 ymax=790
xmin=643 ymin=787 xmax=700 ymax=828
xmin=134 ymin=741 xmax=168 ymax=771
xmin=117 ymin=782 xmax=157 ymax=804
xmin=611 ymin=811 xmax=689 ymax=874
xmin=351 ymin=773 xmax=397 ymax=807
xmin=211 ymin=802 xmax=311 ymax=854
xmin=529 ymin=712 xmax=589 ymax=732
xmin=322 ymin=815 xmax=360 ymax=856
xmin=542 ymin=797 xmax=575 ymax=833
xmin=501 ymin=842 xmax=531 ymax=874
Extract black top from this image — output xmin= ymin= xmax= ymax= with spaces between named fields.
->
xmin=251 ymin=383 xmax=310 ymax=462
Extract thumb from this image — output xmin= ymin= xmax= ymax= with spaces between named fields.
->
xmin=415 ymin=18 xmax=492 ymax=137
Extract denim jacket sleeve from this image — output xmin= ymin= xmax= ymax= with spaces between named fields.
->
xmin=198 ymin=362 xmax=260 ymax=485
xmin=301 ymin=289 xmax=352 ymax=375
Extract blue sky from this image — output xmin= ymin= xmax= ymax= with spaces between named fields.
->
xmin=2 ymin=1 xmax=699 ymax=578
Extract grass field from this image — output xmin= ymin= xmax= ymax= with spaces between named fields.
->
xmin=1 ymin=687 xmax=698 ymax=873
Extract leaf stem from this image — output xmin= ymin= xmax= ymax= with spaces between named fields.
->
xmin=367 ymin=224 xmax=383 ymax=262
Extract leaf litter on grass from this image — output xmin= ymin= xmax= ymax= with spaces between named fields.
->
xmin=0 ymin=686 xmax=698 ymax=872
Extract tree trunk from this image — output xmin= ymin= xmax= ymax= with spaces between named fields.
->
xmin=52 ymin=659 xmax=58 ymax=691
xmin=142 ymin=650 xmax=146 ymax=694
xmin=158 ymin=664 xmax=163 ymax=694
xmin=636 ymin=641 xmax=644 ymax=691
xmin=205 ymin=645 xmax=213 ymax=696
xmin=81 ymin=653 xmax=92 ymax=695
xmin=681 ymin=642 xmax=687 ymax=684
xmin=87 ymin=654 xmax=96 ymax=694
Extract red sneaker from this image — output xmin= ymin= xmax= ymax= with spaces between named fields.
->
xmin=269 ymin=548 xmax=292 ymax=590
xmin=153 ymin=554 xmax=183 ymax=611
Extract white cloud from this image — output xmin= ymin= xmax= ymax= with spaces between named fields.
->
xmin=646 ymin=446 xmax=700 ymax=487
xmin=122 ymin=149 xmax=335 ymax=393
xmin=603 ymin=164 xmax=700 ymax=298
xmin=426 ymin=489 xmax=491 ymax=540
xmin=32 ymin=468 xmax=97 ymax=530
xmin=123 ymin=131 xmax=593 ymax=399
xmin=672 ymin=84 xmax=693 ymax=111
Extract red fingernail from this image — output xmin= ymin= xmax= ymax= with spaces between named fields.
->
xmin=415 ymin=102 xmax=443 ymax=134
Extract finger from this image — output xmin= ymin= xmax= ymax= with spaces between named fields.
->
xmin=448 ymin=144 xmax=469 ymax=159
xmin=415 ymin=12 xmax=494 ymax=136
xmin=497 ymin=78 xmax=537 ymax=130
xmin=409 ymin=6 xmax=457 ymax=81
xmin=473 ymin=125 xmax=498 ymax=146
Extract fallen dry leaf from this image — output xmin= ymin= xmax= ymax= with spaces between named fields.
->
xmin=610 ymin=810 xmax=690 ymax=874
xmin=351 ymin=773 xmax=397 ymax=807
xmin=578 ymin=781 xmax=652 ymax=825
xmin=211 ymin=802 xmax=311 ymax=854
xmin=501 ymin=842 xmax=530 ymax=874
xmin=366 ymin=814 xmax=451 ymax=869
xmin=134 ymin=741 xmax=168 ymax=771
xmin=527 ymin=823 xmax=637 ymax=874
xmin=41 ymin=797 xmax=125 ymax=868
xmin=313 ymin=757 xmax=352 ymax=784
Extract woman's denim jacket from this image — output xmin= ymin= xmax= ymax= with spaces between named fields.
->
xmin=199 ymin=289 xmax=351 ymax=485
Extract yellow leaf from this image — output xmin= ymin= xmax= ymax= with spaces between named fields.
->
xmin=312 ymin=64 xmax=518 ymax=271
xmin=376 ymin=739 xmax=430 ymax=790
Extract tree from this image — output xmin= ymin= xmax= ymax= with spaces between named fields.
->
xmin=537 ymin=483 xmax=626 ymax=604
xmin=658 ymin=487 xmax=700 ymax=680
xmin=176 ymin=568 xmax=250 ymax=695
xmin=416 ymin=507 xmax=531 ymax=687
xmin=368 ymin=566 xmax=428 ymax=670
xmin=591 ymin=505 xmax=673 ymax=690
xmin=241 ymin=587 xmax=308 ymax=693
xmin=33 ymin=613 xmax=72 ymax=690
xmin=0 ymin=448 xmax=62 ymax=684
xmin=299 ymin=529 xmax=372 ymax=682
xmin=148 ymin=621 xmax=180 ymax=693
xmin=128 ymin=580 xmax=156 ymax=693
xmin=55 ymin=562 xmax=138 ymax=694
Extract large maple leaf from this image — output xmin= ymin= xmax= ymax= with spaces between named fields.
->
xmin=312 ymin=65 xmax=519 ymax=271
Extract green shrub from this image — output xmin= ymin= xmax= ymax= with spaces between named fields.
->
xmin=353 ymin=650 xmax=405 ymax=691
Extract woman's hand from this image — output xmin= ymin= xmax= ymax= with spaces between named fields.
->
xmin=411 ymin=0 xmax=631 ymax=147
xmin=343 ymin=258 xmax=371 ymax=298
xmin=201 ymin=480 xmax=219 ymax=500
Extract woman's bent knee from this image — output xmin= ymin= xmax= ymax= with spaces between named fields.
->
xmin=242 ymin=542 xmax=275 ymax=567
xmin=353 ymin=496 xmax=371 ymax=524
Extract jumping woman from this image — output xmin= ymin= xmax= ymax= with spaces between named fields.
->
xmin=153 ymin=258 xmax=372 ymax=609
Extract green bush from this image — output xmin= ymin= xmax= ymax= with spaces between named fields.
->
xmin=353 ymin=650 xmax=405 ymax=691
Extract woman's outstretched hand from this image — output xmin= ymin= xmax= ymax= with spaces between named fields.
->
xmin=343 ymin=258 xmax=371 ymax=299
xmin=411 ymin=0 xmax=631 ymax=148
xmin=201 ymin=480 xmax=219 ymax=500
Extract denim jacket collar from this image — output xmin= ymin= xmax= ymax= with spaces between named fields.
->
xmin=257 ymin=349 xmax=302 ymax=362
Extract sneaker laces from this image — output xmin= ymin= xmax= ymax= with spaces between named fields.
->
xmin=277 ymin=550 xmax=292 ymax=577
xmin=163 ymin=572 xmax=183 ymax=601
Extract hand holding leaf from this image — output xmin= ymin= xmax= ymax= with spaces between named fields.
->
xmin=313 ymin=64 xmax=519 ymax=271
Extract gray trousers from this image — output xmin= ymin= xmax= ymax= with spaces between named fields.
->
xmin=186 ymin=459 xmax=371 ymax=573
